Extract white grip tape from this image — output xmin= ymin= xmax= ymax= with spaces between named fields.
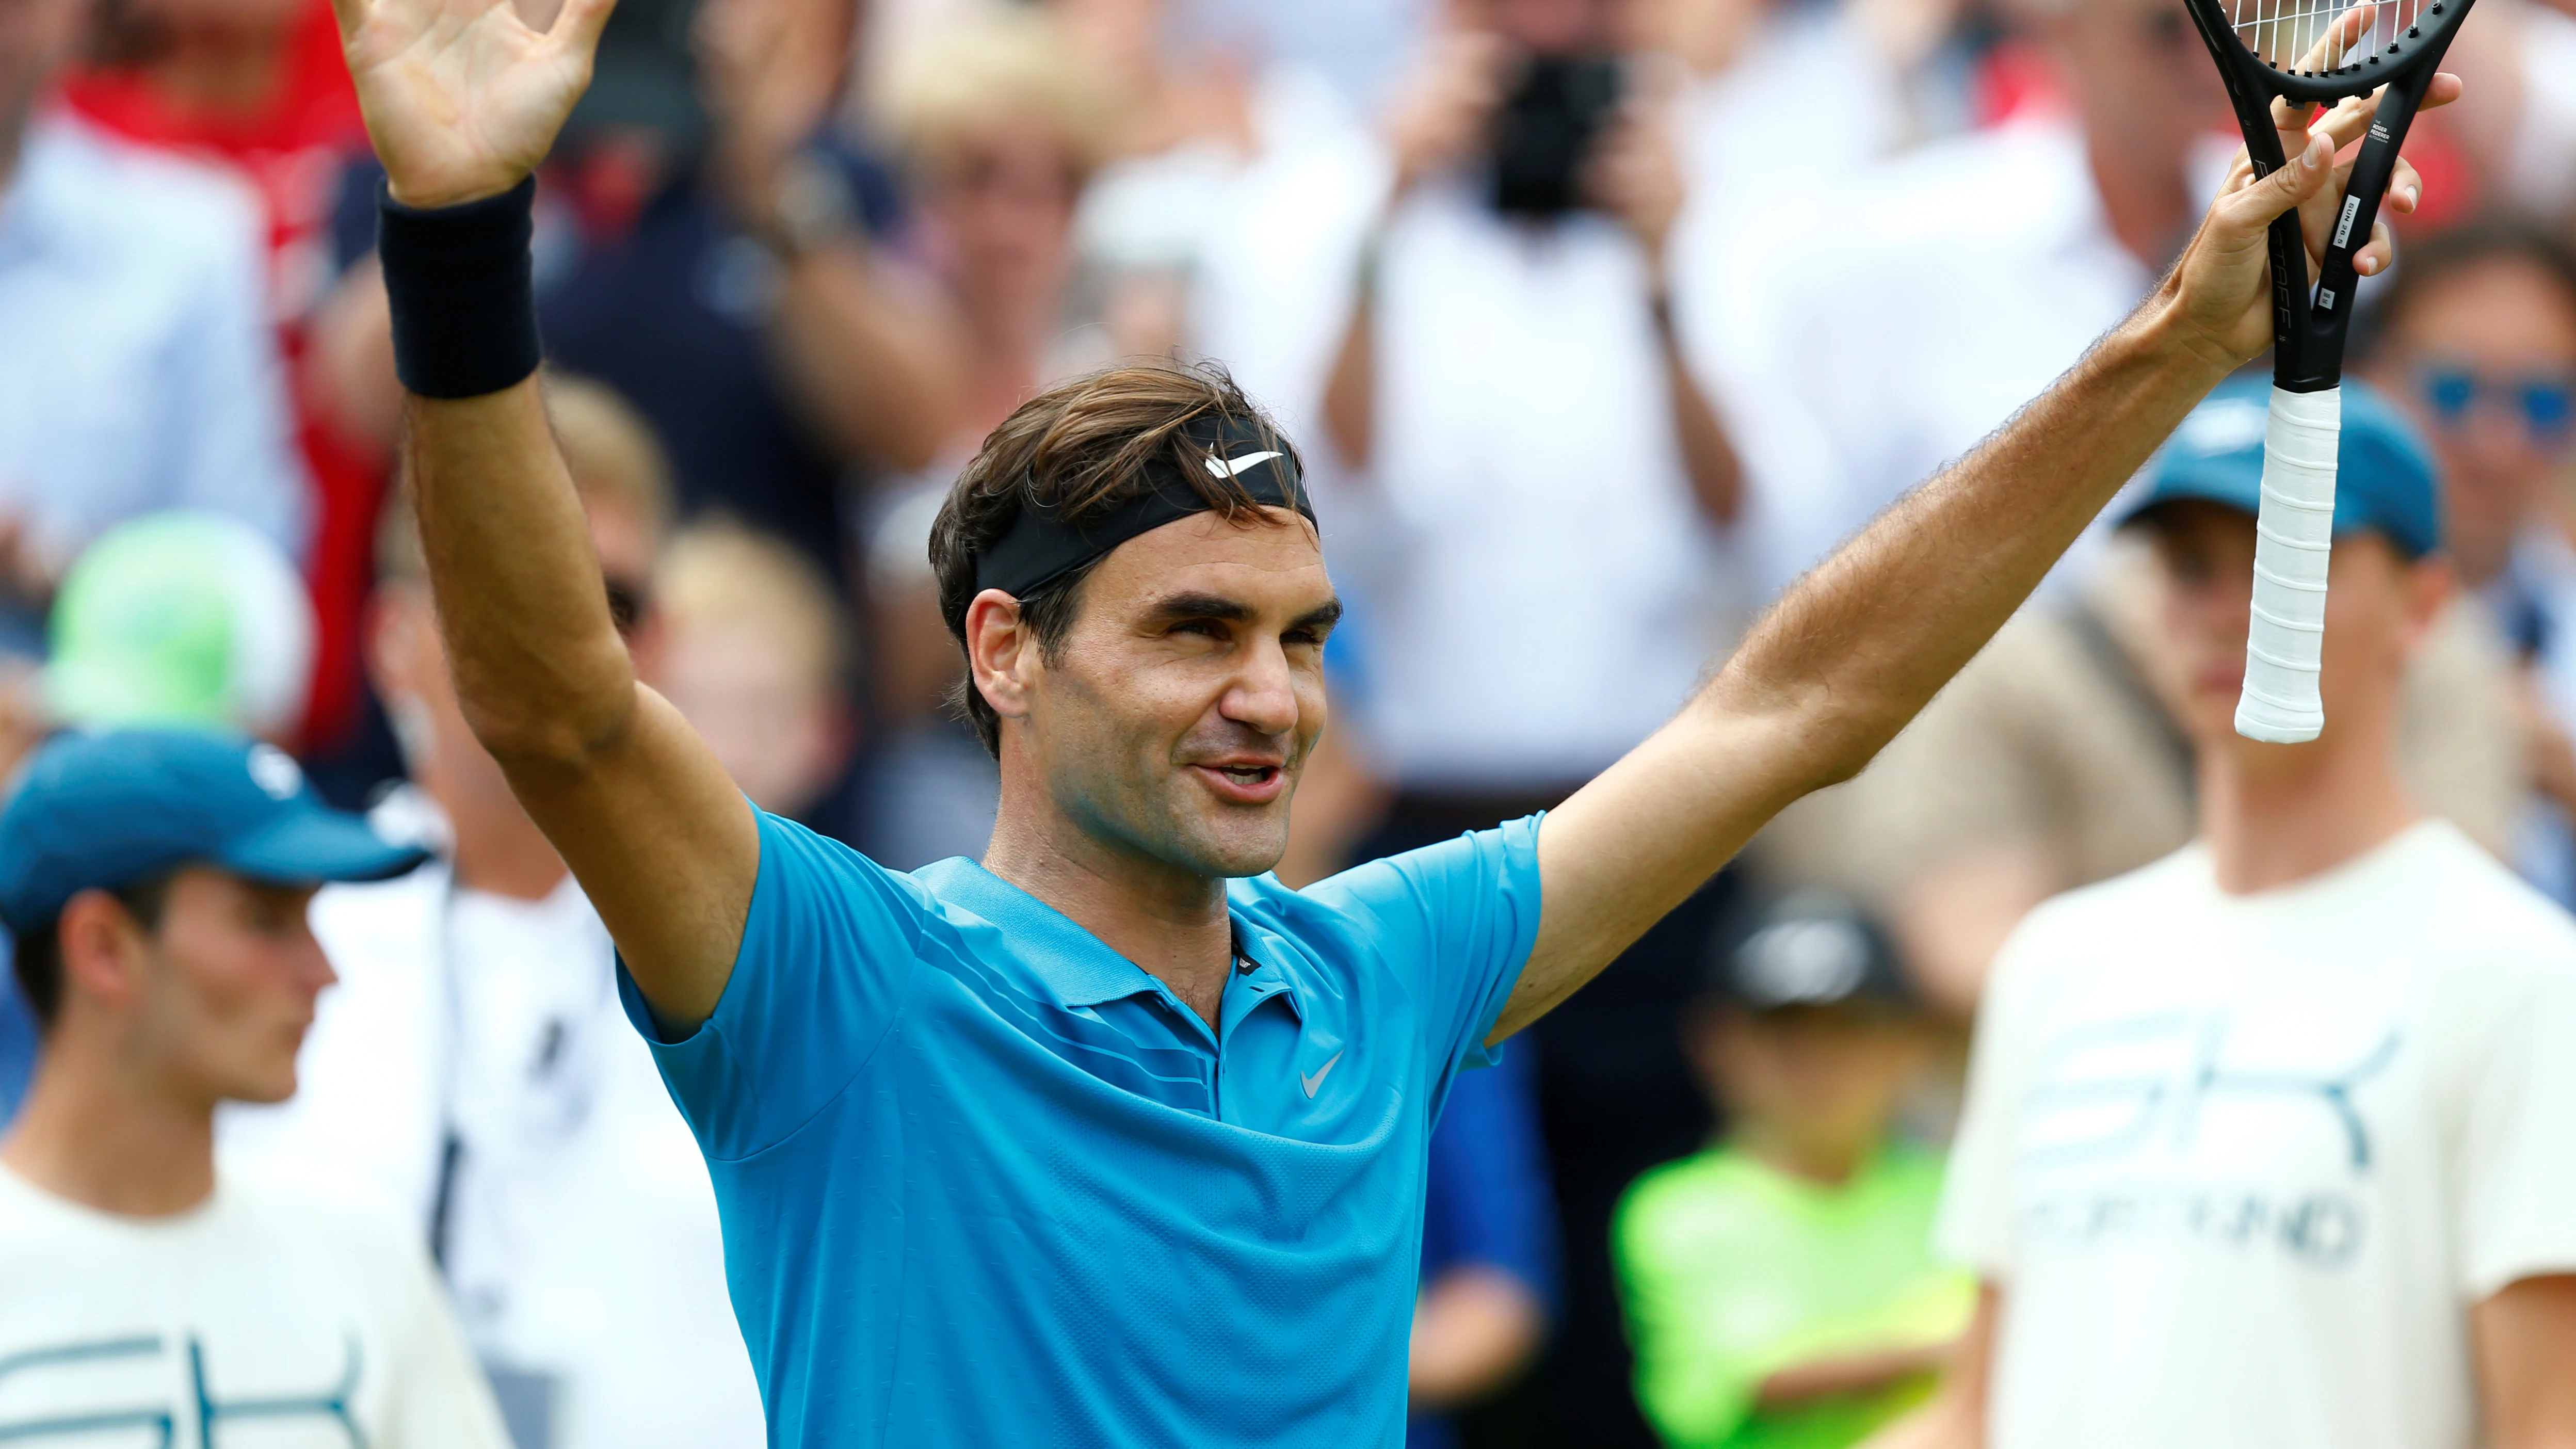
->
xmin=2234 ymin=385 xmax=2341 ymax=744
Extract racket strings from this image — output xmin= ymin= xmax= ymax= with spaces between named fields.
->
xmin=2225 ymin=0 xmax=2428 ymax=74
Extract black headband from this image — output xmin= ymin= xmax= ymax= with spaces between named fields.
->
xmin=972 ymin=414 xmax=1315 ymax=599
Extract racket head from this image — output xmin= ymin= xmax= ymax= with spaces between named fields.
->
xmin=2180 ymin=0 xmax=2474 ymax=108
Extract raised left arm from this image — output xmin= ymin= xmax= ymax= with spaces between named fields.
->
xmin=2476 ymin=1275 xmax=2576 ymax=1449
xmin=1493 ymin=78 xmax=2454 ymax=1041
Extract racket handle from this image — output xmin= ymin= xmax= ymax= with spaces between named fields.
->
xmin=2235 ymin=385 xmax=2341 ymax=744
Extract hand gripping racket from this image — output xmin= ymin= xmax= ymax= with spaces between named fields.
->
xmin=2180 ymin=0 xmax=2472 ymax=742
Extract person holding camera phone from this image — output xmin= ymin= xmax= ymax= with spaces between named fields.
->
xmin=1311 ymin=1 xmax=1747 ymax=1438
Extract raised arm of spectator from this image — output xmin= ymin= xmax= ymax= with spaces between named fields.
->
xmin=335 ymin=0 xmax=758 ymax=1031
xmin=2476 ymin=1276 xmax=2576 ymax=1448
xmin=1587 ymin=85 xmax=1742 ymax=526
xmin=698 ymin=0 xmax=967 ymax=475
xmin=1493 ymin=79 xmax=2455 ymax=1040
xmin=1320 ymin=28 xmax=1502 ymax=471
xmin=1856 ymin=1286 xmax=1998 ymax=1449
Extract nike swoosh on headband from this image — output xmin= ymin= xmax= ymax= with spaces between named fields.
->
xmin=1205 ymin=451 xmax=1284 ymax=479
xmin=1300 ymin=1051 xmax=1343 ymax=1099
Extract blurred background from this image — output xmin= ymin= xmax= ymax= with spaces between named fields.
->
xmin=0 ymin=0 xmax=2570 ymax=1441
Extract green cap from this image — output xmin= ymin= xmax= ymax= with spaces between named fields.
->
xmin=46 ymin=512 xmax=313 ymax=738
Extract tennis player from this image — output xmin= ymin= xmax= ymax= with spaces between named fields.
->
xmin=330 ymin=0 xmax=2451 ymax=1440
xmin=1873 ymin=382 xmax=2576 ymax=1449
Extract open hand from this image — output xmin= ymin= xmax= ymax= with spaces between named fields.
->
xmin=2158 ymin=67 xmax=2459 ymax=370
xmin=333 ymin=0 xmax=619 ymax=208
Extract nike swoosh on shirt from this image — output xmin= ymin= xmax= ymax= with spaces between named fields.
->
xmin=1300 ymin=1051 xmax=1344 ymax=1100
xmin=1204 ymin=450 xmax=1284 ymax=479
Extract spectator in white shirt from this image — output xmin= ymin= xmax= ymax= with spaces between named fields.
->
xmin=1317 ymin=3 xmax=1744 ymax=800
xmin=0 ymin=728 xmax=507 ymax=1449
xmin=0 ymin=0 xmax=305 ymax=616
xmin=219 ymin=378 xmax=767 ymax=1449
xmin=1875 ymin=384 xmax=2576 ymax=1449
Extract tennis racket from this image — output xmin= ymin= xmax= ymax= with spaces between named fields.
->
xmin=2180 ymin=0 xmax=2474 ymax=742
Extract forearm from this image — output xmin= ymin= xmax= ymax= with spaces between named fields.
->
xmin=1321 ymin=275 xmax=1377 ymax=470
xmin=1755 ymin=1342 xmax=1949 ymax=1411
xmin=405 ymin=380 xmax=637 ymax=767
xmin=766 ymin=244 xmax=967 ymax=473
xmin=1511 ymin=303 xmax=2229 ymax=1025
xmin=1654 ymin=300 xmax=1743 ymax=525
xmin=1704 ymin=301 xmax=2229 ymax=789
xmin=1407 ymin=1266 xmax=1547 ymax=1410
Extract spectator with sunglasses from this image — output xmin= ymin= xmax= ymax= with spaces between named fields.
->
xmin=219 ymin=376 xmax=768 ymax=1449
xmin=2365 ymin=220 xmax=2576 ymax=906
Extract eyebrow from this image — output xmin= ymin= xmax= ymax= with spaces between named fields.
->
xmin=1141 ymin=591 xmax=1344 ymax=632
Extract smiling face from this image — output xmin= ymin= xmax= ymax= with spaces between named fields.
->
xmin=970 ymin=508 xmax=1338 ymax=882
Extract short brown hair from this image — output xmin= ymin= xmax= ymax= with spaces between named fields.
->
xmin=930 ymin=361 xmax=1304 ymax=756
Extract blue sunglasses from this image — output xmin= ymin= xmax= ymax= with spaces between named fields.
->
xmin=2419 ymin=366 xmax=2576 ymax=443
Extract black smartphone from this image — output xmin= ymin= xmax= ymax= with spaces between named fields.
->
xmin=1489 ymin=54 xmax=1624 ymax=219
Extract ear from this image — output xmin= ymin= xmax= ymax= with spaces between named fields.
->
xmin=2397 ymin=553 xmax=2455 ymax=657
xmin=54 ymin=889 xmax=152 ymax=1019
xmin=963 ymin=589 xmax=1037 ymax=723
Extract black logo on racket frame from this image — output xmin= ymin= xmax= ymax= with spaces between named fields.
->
xmin=2178 ymin=0 xmax=2478 ymax=396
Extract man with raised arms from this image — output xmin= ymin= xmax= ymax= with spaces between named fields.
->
xmin=328 ymin=0 xmax=2450 ymax=1440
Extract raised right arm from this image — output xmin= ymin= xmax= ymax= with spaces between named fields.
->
xmin=337 ymin=0 xmax=755 ymax=1029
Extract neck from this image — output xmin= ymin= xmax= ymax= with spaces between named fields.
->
xmin=2 ymin=1037 xmax=216 ymax=1216
xmin=1733 ymin=1120 xmax=1871 ymax=1188
xmin=2083 ymin=123 xmax=2194 ymax=275
xmin=983 ymin=792 xmax=1234 ymax=1028
xmin=134 ymin=24 xmax=292 ymax=120
xmin=2199 ymin=718 xmax=2419 ymax=893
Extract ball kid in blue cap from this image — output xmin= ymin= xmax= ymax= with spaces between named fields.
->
xmin=2117 ymin=375 xmax=2450 ymax=762
xmin=0 ymin=728 xmax=426 ymax=1112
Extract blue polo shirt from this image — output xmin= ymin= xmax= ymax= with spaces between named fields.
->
xmin=621 ymin=808 xmax=1546 ymax=1447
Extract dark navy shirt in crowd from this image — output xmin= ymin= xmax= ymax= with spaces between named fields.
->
xmin=620 ymin=809 xmax=1545 ymax=1447
xmin=1409 ymin=1043 xmax=1560 ymax=1449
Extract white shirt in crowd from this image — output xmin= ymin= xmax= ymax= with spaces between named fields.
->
xmin=0 ymin=113 xmax=305 ymax=575
xmin=0 ymin=1161 xmax=510 ymax=1448
xmin=1939 ymin=820 xmax=2576 ymax=1449
xmin=221 ymin=807 xmax=764 ymax=1449
xmin=1349 ymin=184 xmax=1730 ymax=788
xmin=1706 ymin=115 xmax=2233 ymax=598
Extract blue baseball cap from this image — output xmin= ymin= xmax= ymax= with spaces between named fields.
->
xmin=2121 ymin=375 xmax=2442 ymax=559
xmin=0 ymin=729 xmax=428 ymax=935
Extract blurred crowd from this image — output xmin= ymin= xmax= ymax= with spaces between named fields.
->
xmin=1 ymin=0 xmax=2573 ymax=1442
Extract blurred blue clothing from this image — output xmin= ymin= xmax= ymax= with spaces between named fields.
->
xmin=0 ymin=117 xmax=307 ymax=579
xmin=0 ymin=944 xmax=28 ymax=1131
xmin=624 ymin=809 xmax=1544 ymax=1447
xmin=1407 ymin=1042 xmax=1560 ymax=1449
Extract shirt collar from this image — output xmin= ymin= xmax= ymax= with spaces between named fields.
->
xmin=918 ymin=858 xmax=1305 ymax=1026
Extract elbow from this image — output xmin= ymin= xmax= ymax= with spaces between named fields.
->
xmin=454 ymin=655 xmax=640 ymax=784
xmin=1705 ymin=666 xmax=1903 ymax=799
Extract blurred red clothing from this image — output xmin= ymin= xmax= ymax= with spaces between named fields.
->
xmin=61 ymin=0 xmax=383 ymax=752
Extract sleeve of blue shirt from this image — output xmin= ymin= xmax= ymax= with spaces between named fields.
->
xmin=617 ymin=810 xmax=933 ymax=1161
xmin=1298 ymin=814 xmax=1546 ymax=1088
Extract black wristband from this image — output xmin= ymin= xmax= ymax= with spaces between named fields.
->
xmin=377 ymin=177 xmax=543 ymax=399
